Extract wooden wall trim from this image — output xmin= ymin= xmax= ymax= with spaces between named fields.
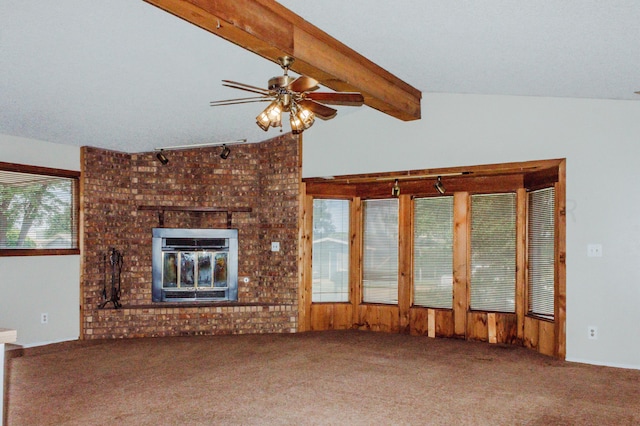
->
xmin=555 ymin=159 xmax=567 ymax=359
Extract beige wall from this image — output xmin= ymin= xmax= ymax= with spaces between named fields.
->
xmin=0 ymin=135 xmax=80 ymax=346
xmin=302 ymin=93 xmax=640 ymax=369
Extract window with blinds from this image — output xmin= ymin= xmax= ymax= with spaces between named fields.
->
xmin=528 ymin=187 xmax=555 ymax=319
xmin=470 ymin=193 xmax=516 ymax=312
xmin=0 ymin=165 xmax=79 ymax=253
xmin=311 ymin=199 xmax=350 ymax=302
xmin=362 ymin=198 xmax=398 ymax=304
xmin=413 ymin=196 xmax=454 ymax=308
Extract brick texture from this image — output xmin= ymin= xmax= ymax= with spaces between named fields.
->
xmin=81 ymin=134 xmax=300 ymax=339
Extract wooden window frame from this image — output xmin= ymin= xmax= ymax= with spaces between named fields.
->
xmin=0 ymin=161 xmax=80 ymax=257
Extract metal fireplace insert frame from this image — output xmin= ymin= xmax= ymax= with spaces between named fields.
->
xmin=152 ymin=228 xmax=238 ymax=303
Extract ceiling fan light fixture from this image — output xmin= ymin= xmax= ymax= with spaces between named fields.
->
xmin=290 ymin=103 xmax=315 ymax=134
xmin=290 ymin=112 xmax=304 ymax=134
xmin=256 ymin=100 xmax=282 ymax=131
xmin=297 ymin=106 xmax=315 ymax=129
xmin=216 ymin=56 xmax=362 ymax=135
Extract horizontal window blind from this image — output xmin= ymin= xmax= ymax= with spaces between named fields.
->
xmin=0 ymin=169 xmax=78 ymax=250
xmin=312 ymin=199 xmax=350 ymax=302
xmin=413 ymin=196 xmax=453 ymax=308
xmin=528 ymin=187 xmax=555 ymax=319
xmin=362 ymin=199 xmax=398 ymax=304
xmin=470 ymin=193 xmax=516 ymax=313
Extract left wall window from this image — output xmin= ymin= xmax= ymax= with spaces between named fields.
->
xmin=312 ymin=199 xmax=350 ymax=302
xmin=0 ymin=162 xmax=79 ymax=255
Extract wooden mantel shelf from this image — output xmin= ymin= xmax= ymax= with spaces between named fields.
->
xmin=137 ymin=206 xmax=252 ymax=227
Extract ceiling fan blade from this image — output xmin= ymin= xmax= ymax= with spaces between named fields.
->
xmin=210 ymin=98 xmax=272 ymax=106
xmin=210 ymin=95 xmax=270 ymax=104
xmin=222 ymin=79 xmax=270 ymax=94
xmin=298 ymin=99 xmax=337 ymax=120
xmin=288 ymin=76 xmax=319 ymax=93
xmin=305 ymin=92 xmax=364 ymax=106
xmin=222 ymin=83 xmax=272 ymax=97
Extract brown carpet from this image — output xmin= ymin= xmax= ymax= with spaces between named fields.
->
xmin=5 ymin=330 xmax=640 ymax=425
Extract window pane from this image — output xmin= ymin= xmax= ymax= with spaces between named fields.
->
xmin=413 ymin=196 xmax=453 ymax=308
xmin=470 ymin=193 xmax=516 ymax=312
xmin=312 ymin=199 xmax=350 ymax=302
xmin=362 ymin=199 xmax=398 ymax=304
xmin=0 ymin=169 xmax=78 ymax=250
xmin=528 ymin=187 xmax=555 ymax=319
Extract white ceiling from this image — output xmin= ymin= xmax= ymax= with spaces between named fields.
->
xmin=1 ymin=1 xmax=638 ymax=153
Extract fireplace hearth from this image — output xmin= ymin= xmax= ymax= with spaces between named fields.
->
xmin=152 ymin=228 xmax=238 ymax=303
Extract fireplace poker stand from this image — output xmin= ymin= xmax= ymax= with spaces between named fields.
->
xmin=99 ymin=247 xmax=123 ymax=309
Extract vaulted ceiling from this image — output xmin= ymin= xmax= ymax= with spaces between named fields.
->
xmin=1 ymin=1 xmax=638 ymax=153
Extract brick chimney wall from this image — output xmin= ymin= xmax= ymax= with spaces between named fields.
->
xmin=80 ymin=134 xmax=300 ymax=339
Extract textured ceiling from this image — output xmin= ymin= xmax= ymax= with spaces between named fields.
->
xmin=1 ymin=1 xmax=638 ymax=153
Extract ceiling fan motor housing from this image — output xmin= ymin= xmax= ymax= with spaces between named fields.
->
xmin=268 ymin=75 xmax=295 ymax=91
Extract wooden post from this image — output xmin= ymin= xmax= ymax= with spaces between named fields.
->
xmin=516 ymin=188 xmax=527 ymax=342
xmin=398 ymin=194 xmax=413 ymax=333
xmin=297 ymin=186 xmax=313 ymax=332
xmin=453 ymin=192 xmax=469 ymax=338
xmin=350 ymin=197 xmax=363 ymax=327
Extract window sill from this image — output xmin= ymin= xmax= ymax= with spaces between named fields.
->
xmin=526 ymin=313 xmax=555 ymax=323
xmin=0 ymin=248 xmax=80 ymax=257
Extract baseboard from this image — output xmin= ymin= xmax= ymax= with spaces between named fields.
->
xmin=566 ymin=357 xmax=640 ymax=371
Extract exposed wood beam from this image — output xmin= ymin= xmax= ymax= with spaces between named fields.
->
xmin=143 ymin=0 xmax=422 ymax=121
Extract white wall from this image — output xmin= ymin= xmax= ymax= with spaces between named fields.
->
xmin=302 ymin=93 xmax=640 ymax=369
xmin=0 ymin=134 xmax=80 ymax=346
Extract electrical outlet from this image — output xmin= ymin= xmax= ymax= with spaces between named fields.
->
xmin=587 ymin=244 xmax=603 ymax=257
xmin=271 ymin=242 xmax=280 ymax=252
xmin=41 ymin=313 xmax=49 ymax=324
xmin=588 ymin=326 xmax=597 ymax=340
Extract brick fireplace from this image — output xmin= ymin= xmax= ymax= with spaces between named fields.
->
xmin=80 ymin=134 xmax=300 ymax=339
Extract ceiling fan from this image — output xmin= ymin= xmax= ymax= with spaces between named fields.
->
xmin=210 ymin=56 xmax=365 ymax=134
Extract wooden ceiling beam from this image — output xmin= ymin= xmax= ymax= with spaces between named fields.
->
xmin=143 ymin=0 xmax=422 ymax=121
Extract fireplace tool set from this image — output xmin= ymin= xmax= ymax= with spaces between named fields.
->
xmin=99 ymin=247 xmax=123 ymax=309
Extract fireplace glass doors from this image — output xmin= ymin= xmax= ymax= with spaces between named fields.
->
xmin=152 ymin=228 xmax=238 ymax=302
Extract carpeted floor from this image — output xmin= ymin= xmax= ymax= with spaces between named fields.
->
xmin=5 ymin=330 xmax=640 ymax=425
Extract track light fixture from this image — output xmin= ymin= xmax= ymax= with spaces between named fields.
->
xmin=220 ymin=144 xmax=231 ymax=159
xmin=392 ymin=179 xmax=400 ymax=197
xmin=156 ymin=150 xmax=169 ymax=165
xmin=434 ymin=176 xmax=446 ymax=194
